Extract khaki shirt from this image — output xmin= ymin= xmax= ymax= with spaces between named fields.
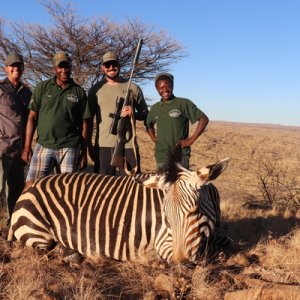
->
xmin=88 ymin=78 xmax=148 ymax=148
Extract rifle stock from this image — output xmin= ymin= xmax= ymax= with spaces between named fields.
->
xmin=110 ymin=137 xmax=126 ymax=168
xmin=110 ymin=38 xmax=143 ymax=170
xmin=110 ymin=116 xmax=132 ymax=168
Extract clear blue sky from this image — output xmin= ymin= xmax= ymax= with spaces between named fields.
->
xmin=2 ymin=0 xmax=300 ymax=126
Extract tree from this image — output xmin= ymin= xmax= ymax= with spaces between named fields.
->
xmin=0 ymin=0 xmax=186 ymax=89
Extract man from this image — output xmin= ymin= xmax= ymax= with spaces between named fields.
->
xmin=146 ymin=72 xmax=209 ymax=170
xmin=88 ymin=51 xmax=148 ymax=175
xmin=22 ymin=51 xmax=93 ymax=190
xmin=0 ymin=52 xmax=32 ymax=221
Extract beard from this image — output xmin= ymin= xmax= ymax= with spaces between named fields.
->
xmin=105 ymin=69 xmax=120 ymax=80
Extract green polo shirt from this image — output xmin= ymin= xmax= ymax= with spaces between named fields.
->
xmin=29 ymin=77 xmax=92 ymax=149
xmin=146 ymin=96 xmax=204 ymax=164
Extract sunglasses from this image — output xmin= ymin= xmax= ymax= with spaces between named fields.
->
xmin=103 ymin=61 xmax=119 ymax=68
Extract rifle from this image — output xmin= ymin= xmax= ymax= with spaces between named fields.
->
xmin=109 ymin=96 xmax=124 ymax=136
xmin=110 ymin=38 xmax=143 ymax=172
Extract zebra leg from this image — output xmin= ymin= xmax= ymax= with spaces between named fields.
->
xmin=197 ymin=231 xmax=232 ymax=263
xmin=9 ymin=197 xmax=57 ymax=251
xmin=11 ymin=219 xmax=56 ymax=251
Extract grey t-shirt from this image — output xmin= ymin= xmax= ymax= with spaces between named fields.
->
xmin=92 ymin=79 xmax=147 ymax=148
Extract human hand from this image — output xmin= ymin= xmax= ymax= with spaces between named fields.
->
xmin=21 ymin=148 xmax=32 ymax=163
xmin=121 ymin=105 xmax=133 ymax=117
xmin=79 ymin=153 xmax=88 ymax=171
xmin=176 ymin=138 xmax=194 ymax=148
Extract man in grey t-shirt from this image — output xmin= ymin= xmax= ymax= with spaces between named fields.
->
xmin=88 ymin=51 xmax=148 ymax=175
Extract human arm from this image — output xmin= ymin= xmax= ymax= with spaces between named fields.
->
xmin=21 ymin=110 xmax=38 ymax=163
xmin=121 ymin=85 xmax=148 ymax=120
xmin=121 ymin=105 xmax=148 ymax=120
xmin=177 ymin=114 xmax=209 ymax=148
xmin=78 ymin=118 xmax=89 ymax=170
xmin=145 ymin=106 xmax=157 ymax=143
xmin=85 ymin=117 xmax=97 ymax=163
xmin=85 ymin=85 xmax=101 ymax=166
xmin=147 ymin=126 xmax=157 ymax=143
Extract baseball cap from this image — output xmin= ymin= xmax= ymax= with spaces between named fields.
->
xmin=53 ymin=51 xmax=71 ymax=66
xmin=102 ymin=51 xmax=119 ymax=64
xmin=155 ymin=72 xmax=174 ymax=86
xmin=5 ymin=52 xmax=24 ymax=66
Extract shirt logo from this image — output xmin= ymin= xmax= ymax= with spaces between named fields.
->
xmin=67 ymin=94 xmax=78 ymax=102
xmin=169 ymin=109 xmax=181 ymax=118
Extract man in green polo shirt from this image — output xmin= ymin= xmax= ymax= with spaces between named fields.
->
xmin=146 ymin=72 xmax=209 ymax=169
xmin=22 ymin=51 xmax=93 ymax=190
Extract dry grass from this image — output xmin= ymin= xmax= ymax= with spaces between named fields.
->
xmin=0 ymin=121 xmax=299 ymax=299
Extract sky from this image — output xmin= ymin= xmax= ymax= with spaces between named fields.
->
xmin=1 ymin=0 xmax=300 ymax=126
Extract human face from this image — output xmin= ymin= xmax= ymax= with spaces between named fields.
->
xmin=5 ymin=62 xmax=24 ymax=84
xmin=54 ymin=62 xmax=71 ymax=85
xmin=102 ymin=60 xmax=120 ymax=80
xmin=156 ymin=79 xmax=173 ymax=101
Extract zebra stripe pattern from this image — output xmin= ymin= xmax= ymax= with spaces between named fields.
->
xmin=8 ymin=158 xmax=229 ymax=264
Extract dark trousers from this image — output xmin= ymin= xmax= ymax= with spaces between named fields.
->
xmin=0 ymin=155 xmax=25 ymax=219
xmin=156 ymin=154 xmax=190 ymax=171
xmin=96 ymin=147 xmax=140 ymax=176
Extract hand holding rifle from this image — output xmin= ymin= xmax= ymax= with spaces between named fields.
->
xmin=121 ymin=105 xmax=133 ymax=117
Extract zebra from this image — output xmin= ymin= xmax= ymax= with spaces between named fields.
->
xmin=8 ymin=158 xmax=228 ymax=264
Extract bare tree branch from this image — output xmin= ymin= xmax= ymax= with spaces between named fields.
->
xmin=0 ymin=0 xmax=186 ymax=90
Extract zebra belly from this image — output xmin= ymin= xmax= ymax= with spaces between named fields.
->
xmin=9 ymin=172 xmax=166 ymax=262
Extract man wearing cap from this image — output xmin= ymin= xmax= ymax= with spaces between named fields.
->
xmin=146 ymin=72 xmax=209 ymax=170
xmin=22 ymin=51 xmax=93 ymax=190
xmin=0 ymin=52 xmax=32 ymax=222
xmin=88 ymin=51 xmax=148 ymax=175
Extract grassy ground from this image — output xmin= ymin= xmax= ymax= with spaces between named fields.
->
xmin=0 ymin=121 xmax=299 ymax=299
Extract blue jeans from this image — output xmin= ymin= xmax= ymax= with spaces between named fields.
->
xmin=0 ymin=155 xmax=25 ymax=219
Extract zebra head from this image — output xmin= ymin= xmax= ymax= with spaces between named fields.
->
xmin=139 ymin=158 xmax=229 ymax=264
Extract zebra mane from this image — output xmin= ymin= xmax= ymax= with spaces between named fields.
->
xmin=157 ymin=147 xmax=183 ymax=184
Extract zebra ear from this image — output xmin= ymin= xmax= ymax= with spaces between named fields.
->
xmin=134 ymin=175 xmax=161 ymax=189
xmin=197 ymin=158 xmax=229 ymax=182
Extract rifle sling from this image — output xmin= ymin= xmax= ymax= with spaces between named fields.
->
xmin=123 ymin=115 xmax=138 ymax=175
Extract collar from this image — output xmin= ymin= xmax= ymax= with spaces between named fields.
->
xmin=51 ymin=76 xmax=74 ymax=88
xmin=158 ymin=94 xmax=176 ymax=105
xmin=2 ymin=77 xmax=23 ymax=92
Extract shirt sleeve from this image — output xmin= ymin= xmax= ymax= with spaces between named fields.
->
xmin=134 ymin=85 xmax=148 ymax=121
xmin=183 ymin=99 xmax=205 ymax=124
xmin=87 ymin=84 xmax=98 ymax=117
xmin=146 ymin=106 xmax=156 ymax=128
xmin=87 ymin=81 xmax=105 ymax=123
xmin=81 ymin=89 xmax=93 ymax=120
xmin=28 ymin=82 xmax=42 ymax=112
